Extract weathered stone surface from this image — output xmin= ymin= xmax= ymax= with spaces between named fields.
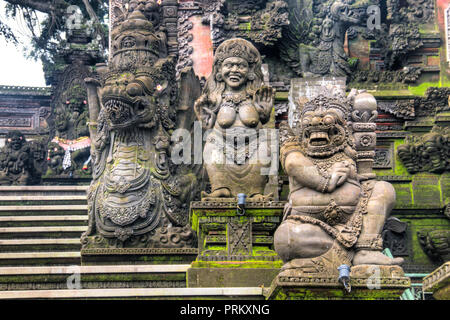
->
xmin=266 ymin=265 xmax=411 ymax=300
xmin=423 ymin=261 xmax=450 ymax=300
xmin=188 ymin=200 xmax=284 ymax=287
xmin=188 ymin=267 xmax=279 ymax=288
xmin=272 ymin=91 xmax=406 ymax=298
xmin=194 ymin=38 xmax=275 ymax=200
xmin=81 ymin=3 xmax=202 ymax=253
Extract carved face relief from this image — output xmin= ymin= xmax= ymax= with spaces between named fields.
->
xmin=321 ymin=17 xmax=335 ymax=40
xmin=220 ymin=57 xmax=249 ymax=90
xmin=301 ymin=107 xmax=347 ymax=157
xmin=8 ymin=133 xmax=24 ymax=151
xmin=101 ymin=73 xmax=156 ymax=130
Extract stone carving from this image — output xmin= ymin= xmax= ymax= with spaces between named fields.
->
xmin=274 ymin=92 xmax=404 ymax=278
xmin=0 ymin=131 xmax=46 ymax=185
xmin=194 ymin=38 xmax=274 ymax=200
xmin=397 ymin=126 xmax=450 ymax=174
xmin=387 ymin=0 xmax=435 ymax=25
xmin=350 ymin=67 xmax=423 ymax=87
xmin=81 ymin=6 xmax=201 ymax=249
xmin=374 ymin=147 xmax=393 ymax=169
xmin=50 ymin=82 xmax=92 ymax=177
xmin=382 ymin=217 xmax=409 ymax=257
xmin=414 ymin=87 xmax=450 ymax=117
xmin=418 ymin=229 xmax=450 ymax=263
xmin=378 ymin=100 xmax=415 ymax=120
xmin=199 ymin=0 xmax=289 ymax=48
xmin=417 ymin=201 xmax=450 ymax=263
xmin=281 ymin=0 xmax=360 ymax=78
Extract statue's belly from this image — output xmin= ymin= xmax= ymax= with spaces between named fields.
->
xmin=290 ymin=182 xmax=361 ymax=207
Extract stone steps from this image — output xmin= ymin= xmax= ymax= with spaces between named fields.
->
xmin=0 ymin=215 xmax=88 ymax=227
xmin=0 ymin=226 xmax=87 ymax=239
xmin=0 ymin=187 xmax=88 ymax=266
xmin=0 ymin=265 xmax=192 ymax=291
xmin=0 ymin=205 xmax=88 ymax=216
xmin=0 ymin=287 xmax=265 ymax=300
xmin=0 ymin=186 xmax=88 ymax=197
xmin=0 ymin=196 xmax=87 ymax=206
xmin=0 ymin=251 xmax=81 ymax=266
xmin=0 ymin=238 xmax=81 ymax=252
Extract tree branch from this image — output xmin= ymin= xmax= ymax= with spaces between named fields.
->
xmin=4 ymin=0 xmax=68 ymax=15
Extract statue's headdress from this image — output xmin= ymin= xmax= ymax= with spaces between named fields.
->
xmin=213 ymin=39 xmax=261 ymax=66
xmin=301 ymin=94 xmax=351 ymax=121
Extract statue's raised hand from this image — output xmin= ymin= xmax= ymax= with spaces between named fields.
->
xmin=194 ymin=94 xmax=216 ymax=129
xmin=328 ymin=161 xmax=351 ymax=192
xmin=254 ymin=86 xmax=275 ymax=124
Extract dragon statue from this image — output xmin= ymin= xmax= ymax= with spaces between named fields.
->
xmin=81 ymin=1 xmax=202 ymax=249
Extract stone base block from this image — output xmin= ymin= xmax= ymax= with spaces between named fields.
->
xmin=187 ymin=267 xmax=280 ymax=288
xmin=81 ymin=248 xmax=198 ymax=265
xmin=266 ymin=265 xmax=411 ymax=300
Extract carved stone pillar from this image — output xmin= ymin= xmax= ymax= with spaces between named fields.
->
xmin=351 ymin=92 xmax=378 ymax=179
xmin=161 ymin=0 xmax=178 ymax=56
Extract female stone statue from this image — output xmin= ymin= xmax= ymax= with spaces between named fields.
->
xmin=194 ymin=38 xmax=274 ymax=200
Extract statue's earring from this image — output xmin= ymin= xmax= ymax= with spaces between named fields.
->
xmin=216 ymin=72 xmax=223 ymax=82
xmin=247 ymin=73 xmax=255 ymax=81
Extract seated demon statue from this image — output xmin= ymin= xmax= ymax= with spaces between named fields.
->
xmin=81 ymin=6 xmax=201 ymax=249
xmin=0 ymin=131 xmax=44 ymax=185
xmin=274 ymin=93 xmax=404 ymax=275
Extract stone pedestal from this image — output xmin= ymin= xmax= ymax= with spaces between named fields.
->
xmin=266 ymin=265 xmax=411 ymax=300
xmin=423 ymin=261 xmax=450 ymax=300
xmin=81 ymin=248 xmax=198 ymax=266
xmin=187 ymin=200 xmax=285 ymax=288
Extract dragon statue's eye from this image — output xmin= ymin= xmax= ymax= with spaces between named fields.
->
xmin=126 ymin=83 xmax=143 ymax=97
xmin=323 ymin=115 xmax=335 ymax=125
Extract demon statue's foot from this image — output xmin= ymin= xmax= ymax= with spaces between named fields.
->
xmin=280 ymin=258 xmax=322 ymax=273
xmin=201 ymin=188 xmax=232 ymax=200
xmin=248 ymin=193 xmax=274 ymax=201
xmin=353 ymin=250 xmax=404 ymax=266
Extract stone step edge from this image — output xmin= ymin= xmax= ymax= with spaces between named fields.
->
xmin=0 ymin=186 xmax=89 ymax=191
xmin=0 ymin=216 xmax=87 ymax=222
xmin=0 ymin=205 xmax=87 ymax=211
xmin=0 ymin=196 xmax=87 ymax=201
xmin=0 ymin=226 xmax=87 ymax=233
xmin=0 ymin=252 xmax=81 ymax=259
xmin=0 ymin=264 xmax=191 ymax=275
xmin=0 ymin=238 xmax=81 ymax=245
xmin=0 ymin=287 xmax=264 ymax=299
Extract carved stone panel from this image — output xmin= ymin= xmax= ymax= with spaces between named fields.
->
xmin=382 ymin=217 xmax=409 ymax=257
xmin=374 ymin=145 xmax=393 ymax=169
xmin=227 ymin=217 xmax=252 ymax=256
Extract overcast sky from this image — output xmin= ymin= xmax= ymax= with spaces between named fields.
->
xmin=0 ymin=2 xmax=47 ymax=87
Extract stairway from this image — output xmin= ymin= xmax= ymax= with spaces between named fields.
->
xmin=0 ymin=186 xmax=266 ymax=300
xmin=0 ymin=186 xmax=88 ymax=266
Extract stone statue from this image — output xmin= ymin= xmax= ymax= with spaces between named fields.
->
xmin=50 ymin=83 xmax=91 ymax=177
xmin=81 ymin=5 xmax=201 ymax=249
xmin=0 ymin=131 xmax=45 ymax=185
xmin=194 ymin=38 xmax=275 ymax=200
xmin=281 ymin=0 xmax=360 ymax=78
xmin=274 ymin=93 xmax=404 ymax=276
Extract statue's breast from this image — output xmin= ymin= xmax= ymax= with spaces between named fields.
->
xmin=217 ymin=105 xmax=236 ymax=128
xmin=239 ymin=103 xmax=259 ymax=128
